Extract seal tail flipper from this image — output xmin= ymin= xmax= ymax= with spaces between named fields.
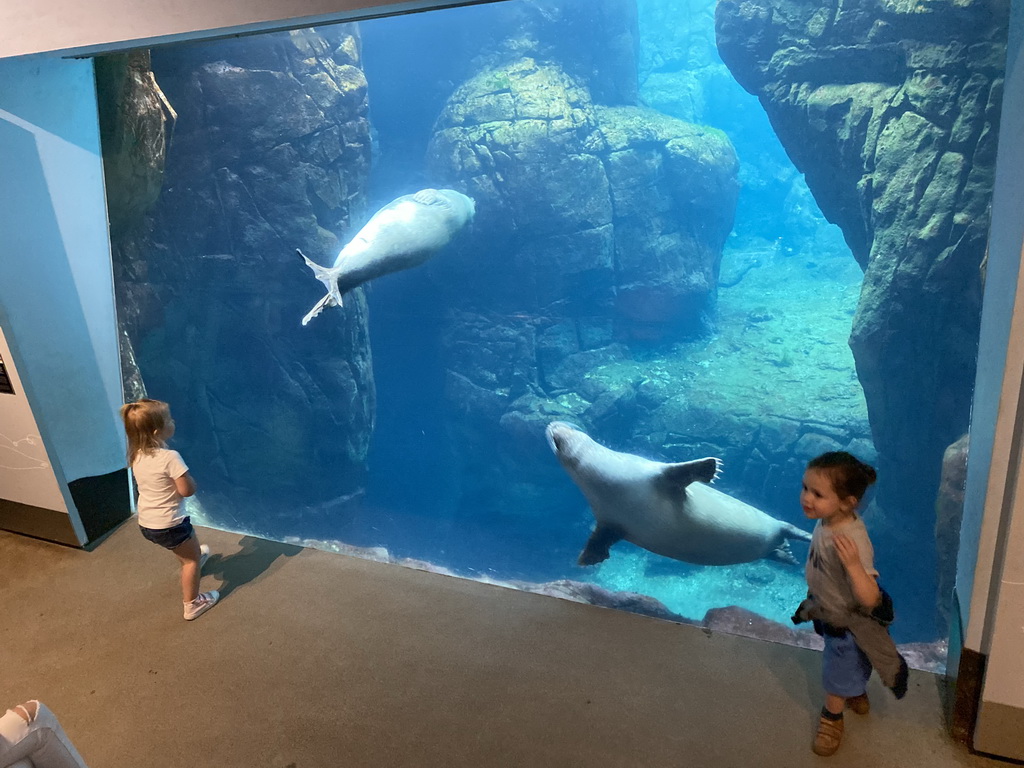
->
xmin=577 ymin=523 xmax=625 ymax=566
xmin=297 ymin=248 xmax=345 ymax=326
xmin=301 ymin=292 xmax=337 ymax=326
xmin=658 ymin=457 xmax=722 ymax=490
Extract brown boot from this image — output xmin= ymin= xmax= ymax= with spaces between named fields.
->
xmin=847 ymin=693 xmax=870 ymax=715
xmin=813 ymin=713 xmax=844 ymax=756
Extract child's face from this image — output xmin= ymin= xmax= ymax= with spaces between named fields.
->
xmin=800 ymin=468 xmax=856 ymax=524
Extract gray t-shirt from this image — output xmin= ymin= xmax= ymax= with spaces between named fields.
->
xmin=804 ymin=515 xmax=878 ymax=615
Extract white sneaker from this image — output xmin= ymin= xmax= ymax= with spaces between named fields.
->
xmin=184 ymin=590 xmax=219 ymax=621
xmin=199 ymin=544 xmax=210 ymax=571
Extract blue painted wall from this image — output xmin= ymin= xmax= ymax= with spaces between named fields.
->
xmin=0 ymin=55 xmax=126 ymax=493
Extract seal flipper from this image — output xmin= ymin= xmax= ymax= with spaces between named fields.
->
xmin=578 ymin=523 xmax=625 ymax=566
xmin=658 ymin=457 xmax=721 ymax=492
xmin=301 ymin=292 xmax=337 ymax=326
xmin=767 ymin=540 xmax=800 ymax=566
xmin=297 ymin=248 xmax=345 ymax=325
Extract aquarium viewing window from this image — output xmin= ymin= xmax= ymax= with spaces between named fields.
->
xmin=98 ymin=0 xmax=1011 ymax=671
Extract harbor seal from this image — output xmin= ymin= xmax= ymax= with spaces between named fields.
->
xmin=545 ymin=421 xmax=812 ymax=567
xmin=298 ymin=188 xmax=475 ymax=325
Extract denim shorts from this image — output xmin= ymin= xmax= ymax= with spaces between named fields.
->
xmin=822 ymin=630 xmax=873 ymax=697
xmin=139 ymin=517 xmax=193 ymax=549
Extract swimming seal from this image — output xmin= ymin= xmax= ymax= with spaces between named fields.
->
xmin=298 ymin=188 xmax=475 ymax=325
xmin=546 ymin=421 xmax=812 ymax=566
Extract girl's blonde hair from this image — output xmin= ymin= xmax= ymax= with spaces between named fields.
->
xmin=120 ymin=398 xmax=170 ymax=466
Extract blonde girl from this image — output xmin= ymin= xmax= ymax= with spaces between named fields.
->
xmin=120 ymin=399 xmax=218 ymax=620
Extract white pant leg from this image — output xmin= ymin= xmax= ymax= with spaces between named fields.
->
xmin=0 ymin=702 xmax=88 ymax=768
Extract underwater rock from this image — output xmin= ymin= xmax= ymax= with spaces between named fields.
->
xmin=528 ymin=579 xmax=694 ymax=624
xmin=108 ymin=27 xmax=374 ymax=510
xmin=716 ymin=0 xmax=1005 ymax=550
xmin=393 ymin=0 xmax=640 ymax=110
xmin=638 ymin=0 xmax=835 ymax=251
xmin=704 ymin=606 xmax=824 ymax=650
xmin=96 ymin=51 xmax=173 ymax=403
xmin=427 ymin=56 xmax=739 ymax=520
xmin=429 ymin=59 xmax=738 ymax=336
xmin=96 ymin=51 xmax=169 ymax=240
xmin=935 ymin=433 xmax=969 ymax=632
xmin=495 ymin=0 xmax=640 ymax=106
xmin=596 ymin=105 xmax=739 ymax=340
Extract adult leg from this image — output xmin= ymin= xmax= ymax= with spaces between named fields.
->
xmin=0 ymin=700 xmax=89 ymax=768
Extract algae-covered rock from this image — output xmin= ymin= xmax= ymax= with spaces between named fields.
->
xmin=427 ymin=56 xmax=740 ymax=519
xmin=95 ymin=51 xmax=169 ymax=239
xmin=95 ymin=50 xmax=171 ymax=402
xmin=106 ymin=27 xmax=374 ymax=513
xmin=716 ymin=0 xmax=1006 ymax=546
xmin=935 ymin=433 xmax=969 ymax=630
xmin=429 ymin=59 xmax=738 ymax=335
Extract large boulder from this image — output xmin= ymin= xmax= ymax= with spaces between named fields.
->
xmin=637 ymin=0 xmax=845 ymax=252
xmin=935 ymin=433 xmax=969 ymax=631
xmin=107 ymin=28 xmax=375 ymax=519
xmin=429 ymin=58 xmax=739 ymax=336
xmin=95 ymin=51 xmax=169 ymax=402
xmin=489 ymin=0 xmax=641 ymax=106
xmin=715 ymin=0 xmax=1006 ymax=537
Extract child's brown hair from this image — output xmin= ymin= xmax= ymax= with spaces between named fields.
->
xmin=807 ymin=451 xmax=877 ymax=503
xmin=120 ymin=398 xmax=170 ymax=466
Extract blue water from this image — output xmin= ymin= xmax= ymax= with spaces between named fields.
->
xmin=105 ymin=0 xmax=978 ymax=654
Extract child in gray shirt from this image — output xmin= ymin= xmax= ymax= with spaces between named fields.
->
xmin=792 ymin=451 xmax=908 ymax=757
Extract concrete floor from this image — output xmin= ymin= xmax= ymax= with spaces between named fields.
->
xmin=0 ymin=523 xmax=1015 ymax=767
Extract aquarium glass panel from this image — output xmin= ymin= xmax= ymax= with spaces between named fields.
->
xmin=99 ymin=0 xmax=1011 ymax=671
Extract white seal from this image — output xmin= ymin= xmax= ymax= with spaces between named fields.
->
xmin=298 ymin=188 xmax=475 ymax=325
xmin=546 ymin=421 xmax=812 ymax=566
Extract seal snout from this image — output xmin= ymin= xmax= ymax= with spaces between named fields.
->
xmin=545 ymin=420 xmax=584 ymax=457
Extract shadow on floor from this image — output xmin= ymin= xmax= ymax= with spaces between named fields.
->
xmin=204 ymin=535 xmax=303 ymax=600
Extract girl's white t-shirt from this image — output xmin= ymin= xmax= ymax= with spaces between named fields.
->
xmin=132 ymin=448 xmax=188 ymax=530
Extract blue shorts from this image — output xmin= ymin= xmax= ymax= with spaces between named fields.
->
xmin=822 ymin=630 xmax=872 ymax=697
xmin=139 ymin=517 xmax=194 ymax=549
